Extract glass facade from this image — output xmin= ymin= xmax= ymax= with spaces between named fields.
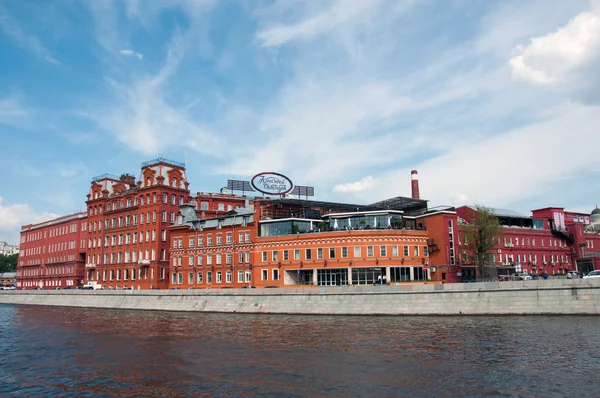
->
xmin=328 ymin=213 xmax=404 ymax=230
xmin=259 ymin=220 xmax=317 ymax=237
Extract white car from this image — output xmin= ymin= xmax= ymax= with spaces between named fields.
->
xmin=514 ymin=273 xmax=533 ymax=280
xmin=583 ymin=270 xmax=600 ymax=279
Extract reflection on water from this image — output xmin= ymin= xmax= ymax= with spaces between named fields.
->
xmin=1 ymin=304 xmax=600 ymax=397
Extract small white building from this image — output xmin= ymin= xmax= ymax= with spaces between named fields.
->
xmin=0 ymin=241 xmax=19 ymax=256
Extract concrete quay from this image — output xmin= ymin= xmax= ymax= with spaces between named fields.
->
xmin=1 ymin=279 xmax=600 ymax=315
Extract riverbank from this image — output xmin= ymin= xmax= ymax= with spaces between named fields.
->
xmin=1 ymin=279 xmax=599 ymax=315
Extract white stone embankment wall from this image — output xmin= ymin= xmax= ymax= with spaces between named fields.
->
xmin=1 ymin=279 xmax=600 ymax=315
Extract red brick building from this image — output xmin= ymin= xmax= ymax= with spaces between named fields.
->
xmin=83 ymin=157 xmax=191 ymax=289
xmin=17 ymin=212 xmax=88 ymax=289
xmin=456 ymin=206 xmax=576 ymax=279
xmin=168 ymin=193 xmax=431 ymax=289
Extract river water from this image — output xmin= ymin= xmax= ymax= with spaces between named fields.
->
xmin=1 ymin=304 xmax=599 ymax=397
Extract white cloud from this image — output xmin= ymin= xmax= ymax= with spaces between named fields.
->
xmin=0 ymin=97 xmax=28 ymax=126
xmin=0 ymin=196 xmax=58 ymax=243
xmin=510 ymin=8 xmax=600 ymax=98
xmin=256 ymin=0 xmax=387 ymax=47
xmin=352 ymin=103 xmax=600 ymax=208
xmin=92 ymin=32 xmax=219 ymax=155
xmin=333 ymin=176 xmax=376 ymax=193
xmin=120 ymin=49 xmax=143 ymax=59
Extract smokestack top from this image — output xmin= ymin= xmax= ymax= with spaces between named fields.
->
xmin=411 ymin=170 xmax=420 ymax=199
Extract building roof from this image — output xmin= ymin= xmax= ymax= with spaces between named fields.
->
xmin=21 ymin=212 xmax=87 ymax=231
xmin=466 ymin=206 xmax=529 ymax=219
xmin=0 ymin=272 xmax=16 ymax=279
xmin=262 ymin=196 xmax=427 ymax=213
xmin=592 ymin=207 xmax=600 ymax=215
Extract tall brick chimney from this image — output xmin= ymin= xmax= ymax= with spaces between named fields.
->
xmin=411 ymin=170 xmax=420 ymax=199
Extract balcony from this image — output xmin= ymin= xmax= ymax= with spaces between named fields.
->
xmin=85 ymin=263 xmax=96 ymax=268
xmin=138 ymin=259 xmax=151 ymax=266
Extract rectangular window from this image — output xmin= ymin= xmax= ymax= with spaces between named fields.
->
xmin=294 ymin=249 xmax=300 ymax=260
xmin=367 ymin=246 xmax=374 ymax=257
xmin=207 ymin=254 xmax=213 ymax=265
xmin=226 ymin=233 xmax=232 ymax=244
xmin=226 ymin=253 xmax=232 ymax=264
xmin=392 ymin=245 xmax=398 ymax=256
xmin=273 ymin=269 xmax=279 ymax=281
xmin=272 ymin=251 xmax=279 ymax=261
xmin=424 ymin=246 xmax=429 ymax=257
xmin=238 ymin=270 xmax=244 ymax=283
xmin=226 ymin=271 xmax=232 ymax=283
xmin=178 ymin=273 xmax=183 ymax=284
xmin=413 ymin=246 xmax=419 ymax=256
xmin=198 ymin=272 xmax=203 ymax=284
xmin=306 ymin=249 xmax=312 ymax=260
xmin=380 ymin=246 xmax=387 ymax=257
xmin=329 ymin=248 xmax=336 ymax=259
xmin=317 ymin=248 xmax=323 ymax=259
xmin=354 ymin=246 xmax=361 ymax=258
xmin=189 ymin=256 xmax=194 ymax=266
xmin=239 ymin=232 xmax=244 ymax=243
xmin=172 ymin=273 xmax=177 ymax=285
xmin=207 ymin=236 xmax=213 ymax=246
xmin=245 ymin=232 xmax=251 ymax=242
xmin=188 ymin=272 xmax=194 ymax=284
xmin=207 ymin=272 xmax=212 ymax=283
xmin=201 ymin=202 xmax=209 ymax=210
xmin=216 ymin=272 xmax=222 ymax=283
xmin=216 ymin=254 xmax=222 ymax=264
xmin=341 ymin=247 xmax=348 ymax=258
xmin=245 ymin=270 xmax=252 ymax=283
xmin=216 ymin=235 xmax=222 ymax=245
xmin=262 ymin=251 xmax=268 ymax=262
xmin=404 ymin=246 xmax=409 ymax=256
xmin=283 ymin=250 xmax=289 ymax=261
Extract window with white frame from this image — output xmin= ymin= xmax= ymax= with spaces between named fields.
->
xmin=261 ymin=269 xmax=268 ymax=281
xmin=380 ymin=246 xmax=387 ymax=257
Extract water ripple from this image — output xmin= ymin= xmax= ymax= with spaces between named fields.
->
xmin=1 ymin=305 xmax=600 ymax=397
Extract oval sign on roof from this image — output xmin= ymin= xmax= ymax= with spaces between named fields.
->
xmin=251 ymin=172 xmax=294 ymax=195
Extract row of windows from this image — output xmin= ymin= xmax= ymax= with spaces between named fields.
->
xmin=20 ymin=279 xmax=77 ymax=287
xmin=260 ymin=245 xmax=427 ymax=262
xmin=493 ymin=253 xmax=570 ymax=265
xmin=173 ymin=231 xmax=252 ymax=248
xmin=87 ymin=249 xmax=165 ymax=265
xmin=501 ymin=237 xmax=566 ymax=248
xmin=22 ymin=223 xmax=79 ymax=243
xmin=87 ymin=230 xmax=166 ymax=249
xmin=172 ymin=252 xmax=252 ymax=267
xmin=90 ymin=211 xmax=177 ymax=232
xmin=89 ymin=193 xmax=186 ymax=214
xmin=171 ymin=270 xmax=253 ymax=285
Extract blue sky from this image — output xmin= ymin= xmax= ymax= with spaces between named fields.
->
xmin=1 ymin=0 xmax=600 ymax=243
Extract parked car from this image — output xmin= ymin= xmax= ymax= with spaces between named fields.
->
xmin=567 ymin=270 xmax=583 ymax=279
xmin=583 ymin=270 xmax=600 ymax=279
xmin=513 ymin=273 xmax=533 ymax=281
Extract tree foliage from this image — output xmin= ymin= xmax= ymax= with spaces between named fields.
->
xmin=459 ymin=205 xmax=503 ymax=280
xmin=0 ymin=254 xmax=18 ymax=273
xmin=459 ymin=205 xmax=503 ymax=257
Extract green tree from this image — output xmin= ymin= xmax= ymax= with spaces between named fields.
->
xmin=0 ymin=253 xmax=18 ymax=273
xmin=459 ymin=205 xmax=503 ymax=281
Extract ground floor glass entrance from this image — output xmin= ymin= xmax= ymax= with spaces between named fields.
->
xmin=317 ymin=269 xmax=348 ymax=286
